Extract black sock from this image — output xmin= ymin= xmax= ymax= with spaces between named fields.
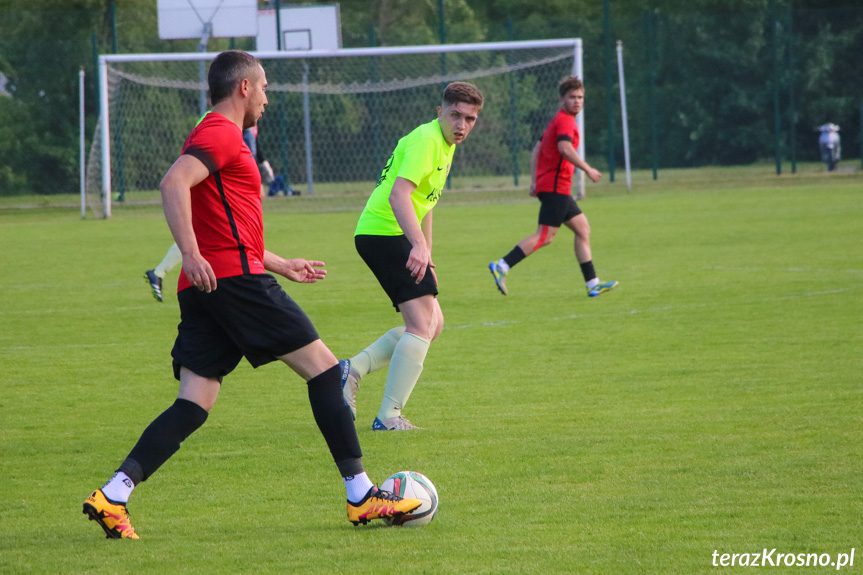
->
xmin=503 ymin=246 xmax=526 ymax=269
xmin=120 ymin=398 xmax=209 ymax=484
xmin=579 ymin=260 xmax=597 ymax=283
xmin=307 ymin=364 xmax=364 ymax=477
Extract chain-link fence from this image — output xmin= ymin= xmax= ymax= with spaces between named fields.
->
xmin=1 ymin=3 xmax=862 ymax=207
xmin=86 ymin=43 xmax=579 ymax=216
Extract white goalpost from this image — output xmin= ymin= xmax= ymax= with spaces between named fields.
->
xmin=90 ymin=38 xmax=583 ymax=218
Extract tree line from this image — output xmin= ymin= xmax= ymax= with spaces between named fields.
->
xmin=1 ymin=0 xmax=861 ymax=196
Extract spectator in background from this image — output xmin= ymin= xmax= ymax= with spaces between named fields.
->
xmin=818 ymin=123 xmax=841 ymax=172
xmin=245 ymin=126 xmax=275 ymax=196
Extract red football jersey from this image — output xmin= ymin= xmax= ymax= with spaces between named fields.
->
xmin=177 ymin=113 xmax=265 ymax=292
xmin=535 ymin=109 xmax=580 ymax=195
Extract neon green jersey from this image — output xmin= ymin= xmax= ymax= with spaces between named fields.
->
xmin=355 ymin=119 xmax=454 ymax=236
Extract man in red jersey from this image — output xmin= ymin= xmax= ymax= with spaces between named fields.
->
xmin=488 ymin=76 xmax=617 ymax=298
xmin=83 ymin=51 xmax=419 ymax=539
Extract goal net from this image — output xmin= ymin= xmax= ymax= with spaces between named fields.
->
xmin=86 ymin=39 xmax=582 ymax=218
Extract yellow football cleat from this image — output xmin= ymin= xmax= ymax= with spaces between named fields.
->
xmin=347 ymin=487 xmax=421 ymax=526
xmin=83 ymin=489 xmax=140 ymax=539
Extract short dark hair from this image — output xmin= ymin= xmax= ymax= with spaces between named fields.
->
xmin=208 ymin=50 xmax=261 ymax=105
xmin=558 ymin=76 xmax=584 ymax=98
xmin=442 ymin=82 xmax=484 ymax=110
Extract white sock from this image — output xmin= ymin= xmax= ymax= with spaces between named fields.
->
xmin=344 ymin=471 xmax=375 ymax=503
xmin=497 ymin=258 xmax=510 ymax=273
xmin=155 ymin=243 xmax=182 ymax=278
xmin=378 ymin=332 xmax=430 ymax=421
xmin=351 ymin=326 xmax=405 ymax=377
xmin=586 ymin=278 xmax=599 ymax=289
xmin=101 ymin=471 xmax=135 ymax=503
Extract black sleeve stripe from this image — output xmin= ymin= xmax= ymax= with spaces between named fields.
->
xmin=556 ymin=135 xmax=573 ymax=143
xmin=183 ymin=147 xmax=217 ymax=174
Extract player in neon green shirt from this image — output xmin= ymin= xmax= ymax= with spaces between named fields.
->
xmin=342 ymin=82 xmax=484 ymax=431
xmin=355 ymin=120 xmax=455 ymax=236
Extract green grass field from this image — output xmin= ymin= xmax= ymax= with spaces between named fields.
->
xmin=1 ymin=166 xmax=861 ymax=574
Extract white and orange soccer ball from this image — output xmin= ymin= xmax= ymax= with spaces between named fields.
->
xmin=381 ymin=471 xmax=439 ymax=527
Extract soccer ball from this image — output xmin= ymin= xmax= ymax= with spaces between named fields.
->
xmin=381 ymin=471 xmax=439 ymax=527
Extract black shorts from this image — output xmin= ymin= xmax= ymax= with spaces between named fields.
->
xmin=537 ymin=192 xmax=582 ymax=227
xmin=355 ymin=234 xmax=438 ymax=311
xmin=171 ymin=274 xmax=319 ymax=380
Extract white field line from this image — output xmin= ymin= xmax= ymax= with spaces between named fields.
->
xmin=0 ymin=284 xmax=858 ymax=351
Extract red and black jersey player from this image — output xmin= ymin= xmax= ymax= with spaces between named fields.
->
xmin=83 ymin=50 xmax=420 ymax=539
xmin=488 ymin=75 xmax=618 ymax=298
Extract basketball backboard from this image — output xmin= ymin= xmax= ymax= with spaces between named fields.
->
xmin=256 ymin=4 xmax=341 ymax=51
xmin=158 ymin=0 xmax=258 ymax=40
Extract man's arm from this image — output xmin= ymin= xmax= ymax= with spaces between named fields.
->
xmin=420 ymin=208 xmax=438 ymax=286
xmin=421 ymin=208 xmax=433 ymax=254
xmin=159 ymin=155 xmax=217 ymax=292
xmin=529 ymin=140 xmax=541 ymax=195
xmin=558 ymin=140 xmax=601 ymax=183
xmin=389 ymin=176 xmax=429 ymax=284
xmin=263 ymin=251 xmax=327 ymax=284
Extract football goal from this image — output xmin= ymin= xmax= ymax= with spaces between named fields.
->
xmin=87 ymin=39 xmax=583 ymax=218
